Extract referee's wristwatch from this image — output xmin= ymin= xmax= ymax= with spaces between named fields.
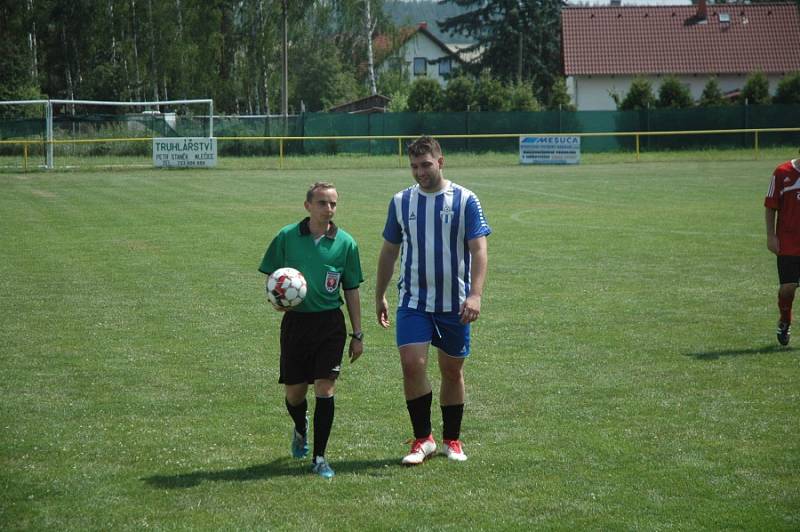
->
xmin=349 ymin=331 xmax=364 ymax=342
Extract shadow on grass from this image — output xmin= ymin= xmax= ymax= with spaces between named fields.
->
xmin=685 ymin=343 xmax=794 ymax=360
xmin=142 ymin=457 xmax=396 ymax=488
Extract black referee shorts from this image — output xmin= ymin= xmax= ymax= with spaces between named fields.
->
xmin=777 ymin=255 xmax=800 ymax=285
xmin=279 ymin=308 xmax=346 ymax=385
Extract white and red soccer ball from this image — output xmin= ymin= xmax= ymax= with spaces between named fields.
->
xmin=266 ymin=267 xmax=307 ymax=309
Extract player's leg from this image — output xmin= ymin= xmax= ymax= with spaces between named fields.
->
xmin=310 ymin=378 xmax=336 ymax=478
xmin=777 ymin=283 xmax=798 ymax=345
xmin=432 ymin=313 xmax=470 ymax=461
xmin=400 ymin=343 xmax=436 ymax=465
xmin=285 ymin=383 xmax=310 ymax=458
xmin=397 ymin=308 xmax=437 ymax=464
xmin=279 ymin=312 xmax=311 ymax=459
xmin=776 ymin=256 xmax=800 ymax=345
xmin=309 ymin=309 xmax=346 ymax=478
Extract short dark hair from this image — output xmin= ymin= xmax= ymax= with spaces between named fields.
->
xmin=407 ymin=135 xmax=442 ymax=158
xmin=306 ymin=182 xmax=336 ymax=202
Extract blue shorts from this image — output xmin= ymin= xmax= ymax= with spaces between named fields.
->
xmin=396 ymin=307 xmax=470 ymax=357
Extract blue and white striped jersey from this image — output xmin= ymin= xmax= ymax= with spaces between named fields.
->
xmin=382 ymin=181 xmax=491 ymax=312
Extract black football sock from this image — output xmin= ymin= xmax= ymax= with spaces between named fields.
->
xmin=313 ymin=395 xmax=335 ymax=459
xmin=441 ymin=403 xmax=465 ymax=441
xmin=406 ymin=391 xmax=433 ymax=439
xmin=285 ymin=397 xmax=308 ymax=436
xmin=779 ymin=293 xmax=794 ymax=324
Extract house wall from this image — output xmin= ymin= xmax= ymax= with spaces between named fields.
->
xmin=568 ymin=74 xmax=784 ymax=111
xmin=377 ymin=33 xmax=455 ymax=87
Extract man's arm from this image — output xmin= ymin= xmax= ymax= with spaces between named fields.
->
xmin=343 ymin=288 xmax=363 ymax=362
xmin=460 ymin=236 xmax=488 ymax=324
xmin=766 ymin=207 xmax=779 ymax=255
xmin=376 ymin=240 xmax=401 ymax=329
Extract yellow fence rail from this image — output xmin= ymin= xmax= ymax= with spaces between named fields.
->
xmin=1 ymin=126 xmax=798 ymax=170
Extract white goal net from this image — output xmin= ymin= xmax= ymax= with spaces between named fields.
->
xmin=0 ymin=98 xmax=213 ymax=170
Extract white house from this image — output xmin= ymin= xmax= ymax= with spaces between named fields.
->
xmin=374 ymin=23 xmax=469 ymax=86
xmin=561 ymin=2 xmax=800 ymax=110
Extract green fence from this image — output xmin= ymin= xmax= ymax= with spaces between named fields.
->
xmin=298 ymin=104 xmax=800 ymax=155
xmin=2 ymin=104 xmax=799 ymax=158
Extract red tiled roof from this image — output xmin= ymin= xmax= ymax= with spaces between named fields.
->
xmin=562 ymin=3 xmax=800 ymax=75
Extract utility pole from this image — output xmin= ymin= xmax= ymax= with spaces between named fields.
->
xmin=282 ymin=0 xmax=288 ymax=116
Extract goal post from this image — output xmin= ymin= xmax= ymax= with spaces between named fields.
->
xmin=0 ymin=98 xmax=214 ymax=169
xmin=0 ymin=99 xmax=49 ymax=170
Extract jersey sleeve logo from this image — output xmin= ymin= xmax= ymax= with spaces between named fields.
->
xmin=325 ymin=271 xmax=341 ymax=293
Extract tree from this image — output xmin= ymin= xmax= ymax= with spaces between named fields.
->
xmin=508 ymin=82 xmax=540 ymax=111
xmin=407 ymin=78 xmax=443 ymax=112
xmin=740 ymin=71 xmax=770 ymax=105
xmin=774 ymin=72 xmax=800 ymax=105
xmin=443 ymin=74 xmax=476 ymax=111
xmin=0 ymin=0 xmax=392 ymax=114
xmin=474 ymin=70 xmax=510 ymax=111
xmin=656 ymin=75 xmax=693 ymax=108
xmin=698 ymin=77 xmax=729 ymax=107
xmin=0 ymin=1 xmax=43 ymax=102
xmin=438 ymin=0 xmax=564 ymax=103
xmin=548 ymin=77 xmax=575 ymax=111
xmin=618 ymin=77 xmax=656 ymax=111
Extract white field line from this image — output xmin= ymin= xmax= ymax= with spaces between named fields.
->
xmin=468 ymin=181 xmax=761 ymax=240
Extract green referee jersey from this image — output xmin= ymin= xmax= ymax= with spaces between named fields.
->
xmin=259 ymin=217 xmax=364 ymax=313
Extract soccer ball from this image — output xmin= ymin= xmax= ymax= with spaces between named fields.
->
xmin=266 ymin=267 xmax=307 ymax=309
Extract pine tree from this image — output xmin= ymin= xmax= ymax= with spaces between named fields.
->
xmin=657 ymin=75 xmax=693 ymax=108
xmin=698 ymin=77 xmax=729 ymax=107
xmin=619 ymin=78 xmax=656 ymax=111
xmin=773 ymin=72 xmax=800 ymax=105
xmin=438 ymin=0 xmax=563 ymax=102
xmin=740 ymin=72 xmax=771 ymax=105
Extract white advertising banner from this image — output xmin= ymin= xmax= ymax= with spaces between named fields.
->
xmin=519 ymin=136 xmax=580 ymax=165
xmin=153 ymin=137 xmax=217 ymax=168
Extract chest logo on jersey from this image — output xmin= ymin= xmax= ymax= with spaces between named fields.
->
xmin=325 ymin=271 xmax=341 ymax=292
xmin=440 ymin=205 xmax=453 ymax=224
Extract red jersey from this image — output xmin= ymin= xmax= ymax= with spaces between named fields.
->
xmin=765 ymin=159 xmax=800 ymax=256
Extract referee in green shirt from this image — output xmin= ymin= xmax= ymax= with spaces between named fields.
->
xmin=259 ymin=182 xmax=364 ymax=479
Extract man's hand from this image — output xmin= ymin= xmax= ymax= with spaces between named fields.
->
xmin=459 ymin=294 xmax=482 ymax=324
xmin=349 ymin=337 xmax=363 ymax=363
xmin=376 ymin=296 xmax=391 ymax=329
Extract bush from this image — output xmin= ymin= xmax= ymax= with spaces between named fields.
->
xmin=508 ymin=82 xmax=541 ymax=112
xmin=618 ymin=77 xmax=656 ymax=111
xmin=475 ymin=70 xmax=510 ymax=112
xmin=407 ymin=78 xmax=443 ymax=112
xmin=740 ymin=72 xmax=770 ymax=105
xmin=443 ymin=75 xmax=477 ymax=112
xmin=657 ymin=75 xmax=693 ymax=108
xmin=548 ymin=78 xmax=576 ymax=111
xmin=698 ymin=77 xmax=729 ymax=107
xmin=774 ymin=72 xmax=800 ymax=105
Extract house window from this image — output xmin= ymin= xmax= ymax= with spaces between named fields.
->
xmin=438 ymin=58 xmax=452 ymax=77
xmin=413 ymin=57 xmax=427 ymax=76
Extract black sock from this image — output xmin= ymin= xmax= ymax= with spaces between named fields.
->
xmin=441 ymin=404 xmax=464 ymax=441
xmin=406 ymin=392 xmax=433 ymax=439
xmin=285 ymin=397 xmax=308 ymax=436
xmin=313 ymin=395 xmax=335 ymax=459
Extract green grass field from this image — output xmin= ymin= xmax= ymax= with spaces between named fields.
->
xmin=2 ymin=151 xmax=798 ymax=530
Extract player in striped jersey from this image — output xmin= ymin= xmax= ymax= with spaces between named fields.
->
xmin=376 ymin=136 xmax=491 ymax=464
xmin=765 ymin=158 xmax=800 ymax=346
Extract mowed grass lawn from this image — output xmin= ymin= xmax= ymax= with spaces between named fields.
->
xmin=1 ymin=152 xmax=798 ymax=530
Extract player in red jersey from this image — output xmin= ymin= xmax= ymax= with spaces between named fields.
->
xmin=764 ymin=158 xmax=800 ymax=345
